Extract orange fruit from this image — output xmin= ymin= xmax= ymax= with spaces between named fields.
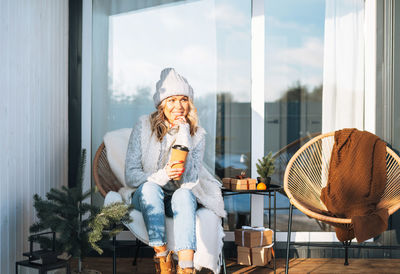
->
xmin=257 ymin=182 xmax=267 ymax=190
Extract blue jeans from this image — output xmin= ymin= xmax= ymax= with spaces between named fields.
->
xmin=131 ymin=182 xmax=197 ymax=251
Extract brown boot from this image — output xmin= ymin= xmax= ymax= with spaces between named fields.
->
xmin=176 ymin=265 xmax=196 ymax=274
xmin=154 ymin=250 xmax=175 ymax=274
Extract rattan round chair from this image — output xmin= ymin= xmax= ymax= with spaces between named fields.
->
xmin=271 ymin=132 xmax=320 ymax=191
xmin=283 ymin=132 xmax=400 ymax=273
xmin=93 ymin=142 xmax=124 ymax=197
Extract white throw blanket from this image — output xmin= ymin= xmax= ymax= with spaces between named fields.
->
xmin=103 ymin=129 xmax=225 ymax=273
xmin=103 ymin=128 xmax=132 ymax=186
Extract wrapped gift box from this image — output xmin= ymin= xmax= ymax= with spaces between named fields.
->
xmin=237 ymin=245 xmax=273 ymax=266
xmin=248 ymin=178 xmax=257 ymax=190
xmin=231 ymin=179 xmax=248 ymax=190
xmin=252 ymin=246 xmax=272 ymax=266
xmin=237 ymin=246 xmax=251 ymax=265
xmin=235 ymin=227 xmax=273 ymax=247
xmin=222 ymin=178 xmax=231 ymax=189
xmin=222 ymin=177 xmax=258 ymax=190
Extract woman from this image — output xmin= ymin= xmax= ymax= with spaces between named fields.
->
xmin=125 ymin=68 xmax=225 ymax=274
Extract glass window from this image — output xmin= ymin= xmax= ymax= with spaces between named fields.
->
xmin=214 ymin=0 xmax=252 ymax=230
xmin=393 ymin=2 xmax=400 ymax=152
xmin=264 ymin=0 xmax=327 ymax=232
xmin=91 ymin=0 xmax=252 ymax=231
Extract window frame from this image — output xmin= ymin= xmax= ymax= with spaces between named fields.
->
xmin=81 ymin=0 xmax=381 ymax=242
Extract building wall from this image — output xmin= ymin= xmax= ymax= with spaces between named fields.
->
xmin=0 ymin=0 xmax=68 ymax=273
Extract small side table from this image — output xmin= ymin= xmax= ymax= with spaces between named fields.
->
xmin=15 ymin=259 xmax=70 ymax=274
xmin=222 ymin=184 xmax=282 ymax=274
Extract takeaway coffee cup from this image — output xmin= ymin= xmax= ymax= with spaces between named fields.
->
xmin=170 ymin=144 xmax=189 ymax=181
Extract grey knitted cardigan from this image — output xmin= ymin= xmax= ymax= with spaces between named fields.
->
xmin=121 ymin=115 xmax=226 ymax=218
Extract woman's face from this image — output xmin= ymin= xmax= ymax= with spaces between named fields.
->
xmin=163 ymin=95 xmax=190 ymax=124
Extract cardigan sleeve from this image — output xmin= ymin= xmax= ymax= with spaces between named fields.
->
xmin=124 ymin=120 xmax=170 ymax=188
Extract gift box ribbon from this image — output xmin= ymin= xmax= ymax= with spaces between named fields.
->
xmin=241 ymin=226 xmax=274 ymax=247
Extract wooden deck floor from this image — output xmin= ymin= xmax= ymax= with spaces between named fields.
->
xmin=71 ymin=257 xmax=400 ymax=273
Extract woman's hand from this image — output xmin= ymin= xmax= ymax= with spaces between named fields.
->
xmin=165 ymin=160 xmax=185 ymax=180
xmin=171 ymin=115 xmax=187 ymax=128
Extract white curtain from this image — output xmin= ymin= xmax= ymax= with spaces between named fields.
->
xmin=322 ymin=0 xmax=365 ymax=133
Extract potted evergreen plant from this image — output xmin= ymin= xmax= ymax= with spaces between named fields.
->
xmin=30 ymin=149 xmax=100 ymax=273
xmin=256 ymin=152 xmax=275 ymax=188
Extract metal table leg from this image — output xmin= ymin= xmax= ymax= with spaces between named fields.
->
xmin=269 ymin=191 xmax=272 ymax=227
xmin=285 ymin=203 xmax=293 ymax=274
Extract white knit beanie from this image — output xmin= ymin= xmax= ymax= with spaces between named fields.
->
xmin=153 ymin=68 xmax=194 ymax=107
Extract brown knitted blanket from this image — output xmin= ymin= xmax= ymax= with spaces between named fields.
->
xmin=320 ymin=128 xmax=388 ymax=242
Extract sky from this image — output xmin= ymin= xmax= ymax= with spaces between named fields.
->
xmin=264 ymin=0 xmax=325 ymax=101
xmin=108 ymin=0 xmax=325 ymax=103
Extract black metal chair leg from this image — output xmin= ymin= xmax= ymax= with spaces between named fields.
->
xmin=285 ymin=203 xmax=294 ymax=274
xmin=222 ymin=249 xmax=227 ymax=274
xmin=113 ymin=234 xmax=117 ymax=274
xmin=133 ymin=238 xmax=142 ymax=265
xmin=343 ymin=240 xmax=351 ymax=266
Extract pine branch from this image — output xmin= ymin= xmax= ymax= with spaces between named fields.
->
xmin=46 ymin=188 xmax=69 ymax=204
xmin=88 ymin=202 xmax=132 ymax=254
xmin=30 ymin=222 xmax=47 ymax=234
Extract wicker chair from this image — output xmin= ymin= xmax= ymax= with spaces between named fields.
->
xmin=271 ymin=132 xmax=320 ymax=191
xmin=283 ymin=132 xmax=400 ymax=273
xmin=93 ymin=142 xmax=124 ymax=196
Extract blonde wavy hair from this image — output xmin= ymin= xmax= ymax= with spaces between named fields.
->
xmin=150 ymin=98 xmax=198 ymax=141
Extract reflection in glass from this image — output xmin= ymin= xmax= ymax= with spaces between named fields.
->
xmin=213 ymin=0 xmax=252 ymax=231
xmin=264 ymin=0 xmax=327 ymax=232
xmin=92 ymin=0 xmax=252 ymax=230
